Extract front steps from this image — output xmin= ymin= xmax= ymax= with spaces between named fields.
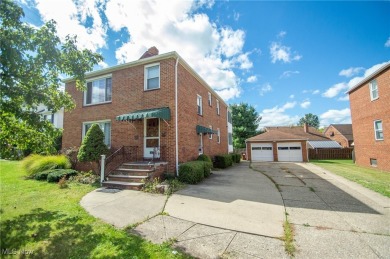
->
xmin=102 ymin=162 xmax=166 ymax=190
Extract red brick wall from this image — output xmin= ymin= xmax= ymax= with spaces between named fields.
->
xmin=63 ymin=57 xmax=228 ymax=173
xmin=324 ymin=126 xmax=349 ymax=148
xmin=349 ymin=68 xmax=390 ymax=172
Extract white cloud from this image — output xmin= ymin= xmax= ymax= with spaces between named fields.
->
xmin=233 ymin=11 xmax=240 ymax=21
xmin=385 ymin=37 xmax=390 ymax=47
xmin=270 ymin=42 xmax=301 ymax=63
xmin=289 ymin=94 xmax=295 ymax=99
xmin=259 ymin=83 xmax=272 ymax=96
xmin=322 ymin=82 xmax=348 ymax=98
xmin=35 ymin=0 xmax=107 ymax=52
xmin=300 ymin=100 xmax=310 ymax=109
xmin=339 ymin=67 xmax=364 ymax=77
xmin=312 ymin=89 xmax=320 ymax=95
xmin=346 ymin=61 xmax=390 ymax=90
xmin=277 ymin=31 xmax=286 ymax=38
xmin=320 ymin=108 xmax=351 ymax=127
xmin=338 ymin=95 xmax=349 ymax=101
xmin=98 ymin=61 xmax=109 ymax=69
xmin=258 ymin=101 xmax=298 ymax=127
xmin=280 ymin=70 xmax=300 ymax=78
xmin=104 ymin=0 xmax=250 ymax=101
xmin=246 ymin=75 xmax=257 ymax=83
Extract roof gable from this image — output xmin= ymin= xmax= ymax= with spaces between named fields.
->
xmin=247 ymin=126 xmax=330 ymax=142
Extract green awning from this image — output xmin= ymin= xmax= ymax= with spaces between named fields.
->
xmin=196 ymin=125 xmax=218 ymax=134
xmin=116 ymin=107 xmax=171 ymax=121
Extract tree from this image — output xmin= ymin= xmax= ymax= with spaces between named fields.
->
xmin=77 ymin=124 xmax=108 ymax=172
xmin=230 ymin=103 xmax=261 ymax=149
xmin=0 ymin=0 xmax=102 ymax=158
xmin=298 ymin=113 xmax=320 ymax=129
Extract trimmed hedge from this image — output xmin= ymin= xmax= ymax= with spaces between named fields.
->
xmin=197 ymin=154 xmax=212 ymax=163
xmin=47 ymin=169 xmax=78 ymax=183
xmin=203 ymin=162 xmax=212 ymax=178
xmin=231 ymin=153 xmax=241 ymax=163
xmin=214 ymin=154 xmax=233 ymax=169
xmin=178 ymin=161 xmax=205 ymax=184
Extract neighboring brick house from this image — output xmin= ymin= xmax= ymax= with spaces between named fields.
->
xmin=246 ymin=124 xmax=340 ymax=162
xmin=324 ymin=124 xmax=353 ymax=148
xmin=347 ymin=62 xmax=390 ymax=171
xmin=62 ymin=47 xmax=233 ymax=174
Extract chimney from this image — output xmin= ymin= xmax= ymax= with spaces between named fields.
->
xmin=139 ymin=46 xmax=159 ymax=59
xmin=304 ymin=123 xmax=309 ymax=133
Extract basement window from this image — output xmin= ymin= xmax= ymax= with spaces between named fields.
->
xmin=370 ymin=158 xmax=377 ymax=167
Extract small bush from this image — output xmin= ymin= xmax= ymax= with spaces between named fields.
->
xmin=197 ymin=154 xmax=212 ymax=163
xmin=47 ymin=169 xmax=77 ymax=183
xmin=231 ymin=153 xmax=241 ymax=163
xmin=203 ymin=161 xmax=212 ymax=177
xmin=34 ymin=171 xmax=50 ymax=181
xmin=178 ymin=161 xmax=205 ymax=184
xmin=69 ymin=170 xmax=98 ymax=184
xmin=214 ymin=154 xmax=233 ymax=169
xmin=22 ymin=154 xmax=71 ymax=176
xmin=142 ymin=177 xmax=162 ymax=194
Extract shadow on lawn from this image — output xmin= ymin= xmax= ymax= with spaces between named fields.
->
xmin=0 ymin=208 xmax=147 ymax=258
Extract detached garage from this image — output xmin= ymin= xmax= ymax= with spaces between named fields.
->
xmin=246 ymin=124 xmax=335 ymax=162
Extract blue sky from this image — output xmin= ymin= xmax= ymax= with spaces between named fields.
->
xmin=19 ymin=0 xmax=390 ymax=128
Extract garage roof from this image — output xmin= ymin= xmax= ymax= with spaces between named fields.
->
xmin=308 ymin=141 xmax=342 ymax=149
xmin=246 ymin=126 xmax=330 ymax=142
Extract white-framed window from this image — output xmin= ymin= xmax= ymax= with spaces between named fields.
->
xmin=197 ymin=95 xmax=203 ymax=115
xmin=85 ymin=76 xmax=112 ymax=105
xmin=228 ymin=133 xmax=233 ymax=145
xmin=43 ymin=114 xmax=54 ymax=123
xmin=374 ymin=120 xmax=383 ymax=140
xmin=82 ymin=120 xmax=111 ymax=147
xmin=216 ymin=100 xmax=220 ymax=115
xmin=369 ymin=79 xmax=378 ymax=101
xmin=209 ymin=125 xmax=213 ymax=139
xmin=144 ymin=63 xmax=160 ymax=90
xmin=208 ymin=92 xmax=212 ymax=106
xmin=227 ymin=111 xmax=232 ymax=124
xmin=217 ymin=128 xmax=220 ymax=143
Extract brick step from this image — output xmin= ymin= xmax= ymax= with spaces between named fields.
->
xmin=121 ymin=162 xmax=154 ymax=170
xmin=111 ymin=168 xmax=154 ymax=177
xmin=107 ymin=175 xmax=148 ymax=183
xmin=102 ymin=181 xmax=144 ymax=190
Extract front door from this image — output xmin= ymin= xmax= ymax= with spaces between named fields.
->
xmin=144 ymin=118 xmax=160 ymax=158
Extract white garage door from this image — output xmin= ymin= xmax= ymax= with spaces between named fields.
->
xmin=251 ymin=143 xmax=274 ymax=161
xmin=277 ymin=142 xmax=303 ymax=162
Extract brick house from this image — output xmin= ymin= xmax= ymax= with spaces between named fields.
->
xmin=324 ymin=124 xmax=353 ymax=148
xmin=347 ymin=62 xmax=390 ymax=171
xmin=62 ymin=47 xmax=233 ymax=176
xmin=246 ymin=124 xmax=339 ymax=162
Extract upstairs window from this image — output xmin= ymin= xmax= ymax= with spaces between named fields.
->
xmin=209 ymin=125 xmax=213 ymax=140
xmin=369 ymin=79 xmax=378 ymax=101
xmin=374 ymin=120 xmax=383 ymax=140
xmin=217 ymin=128 xmax=221 ymax=143
xmin=83 ymin=121 xmax=111 ymax=147
xmin=145 ymin=64 xmax=160 ymax=90
xmin=216 ymin=100 xmax=220 ymax=115
xmin=228 ymin=133 xmax=233 ymax=145
xmin=227 ymin=111 xmax=232 ymax=124
xmin=197 ymin=95 xmax=203 ymax=115
xmin=85 ymin=77 xmax=112 ymax=105
xmin=208 ymin=92 xmax=212 ymax=106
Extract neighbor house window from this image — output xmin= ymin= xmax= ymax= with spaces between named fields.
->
xmin=83 ymin=120 xmax=111 ymax=147
xmin=197 ymin=95 xmax=203 ymax=115
xmin=208 ymin=92 xmax=212 ymax=106
xmin=216 ymin=100 xmax=220 ymax=115
xmin=217 ymin=128 xmax=221 ymax=143
xmin=228 ymin=133 xmax=233 ymax=145
xmin=369 ymin=79 xmax=378 ymax=101
xmin=43 ymin=114 xmax=54 ymax=124
xmin=370 ymin=158 xmax=377 ymax=167
xmin=85 ymin=77 xmax=112 ymax=105
xmin=374 ymin=120 xmax=383 ymax=140
xmin=209 ymin=125 xmax=213 ymax=140
xmin=227 ymin=111 xmax=232 ymax=124
xmin=144 ymin=63 xmax=160 ymax=90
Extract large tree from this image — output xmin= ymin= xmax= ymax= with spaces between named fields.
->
xmin=298 ymin=113 xmax=320 ymax=129
xmin=230 ymin=103 xmax=261 ymax=149
xmin=0 ymin=0 xmax=102 ymax=158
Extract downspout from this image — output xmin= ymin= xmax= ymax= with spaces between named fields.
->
xmin=175 ymin=57 xmax=179 ymax=176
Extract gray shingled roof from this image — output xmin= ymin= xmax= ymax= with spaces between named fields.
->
xmin=308 ymin=141 xmax=342 ymax=149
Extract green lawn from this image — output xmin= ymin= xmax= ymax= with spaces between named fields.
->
xmin=0 ymin=160 xmax=190 ymax=258
xmin=311 ymin=160 xmax=390 ymax=198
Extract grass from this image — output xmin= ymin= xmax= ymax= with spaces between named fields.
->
xmin=0 ymin=160 xmax=190 ymax=258
xmin=283 ymin=220 xmax=295 ymax=256
xmin=311 ymin=159 xmax=390 ymax=198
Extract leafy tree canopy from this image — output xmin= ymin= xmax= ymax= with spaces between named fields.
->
xmin=298 ymin=113 xmax=320 ymax=129
xmin=230 ymin=103 xmax=261 ymax=149
xmin=0 ymin=0 xmax=102 ymax=158
xmin=77 ymin=124 xmax=108 ymax=163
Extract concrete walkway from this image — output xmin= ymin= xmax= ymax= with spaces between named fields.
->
xmin=80 ymin=161 xmax=390 ymax=258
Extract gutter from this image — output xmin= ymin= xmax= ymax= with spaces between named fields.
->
xmin=175 ymin=57 xmax=179 ymax=176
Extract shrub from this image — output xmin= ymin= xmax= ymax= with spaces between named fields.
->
xmin=203 ymin=161 xmax=212 ymax=177
xmin=34 ymin=171 xmax=50 ymax=180
xmin=77 ymin=124 xmax=108 ymax=164
xmin=197 ymin=154 xmax=212 ymax=163
xmin=214 ymin=154 xmax=233 ymax=169
xmin=22 ymin=154 xmax=71 ymax=176
xmin=69 ymin=170 xmax=98 ymax=184
xmin=47 ymin=169 xmax=77 ymax=182
xmin=178 ymin=161 xmax=205 ymax=184
xmin=231 ymin=153 xmax=241 ymax=163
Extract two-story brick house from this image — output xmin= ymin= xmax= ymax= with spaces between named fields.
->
xmin=347 ymin=62 xmax=390 ymax=171
xmin=63 ymin=47 xmax=233 ymax=175
xmin=323 ymin=124 xmax=353 ymax=148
